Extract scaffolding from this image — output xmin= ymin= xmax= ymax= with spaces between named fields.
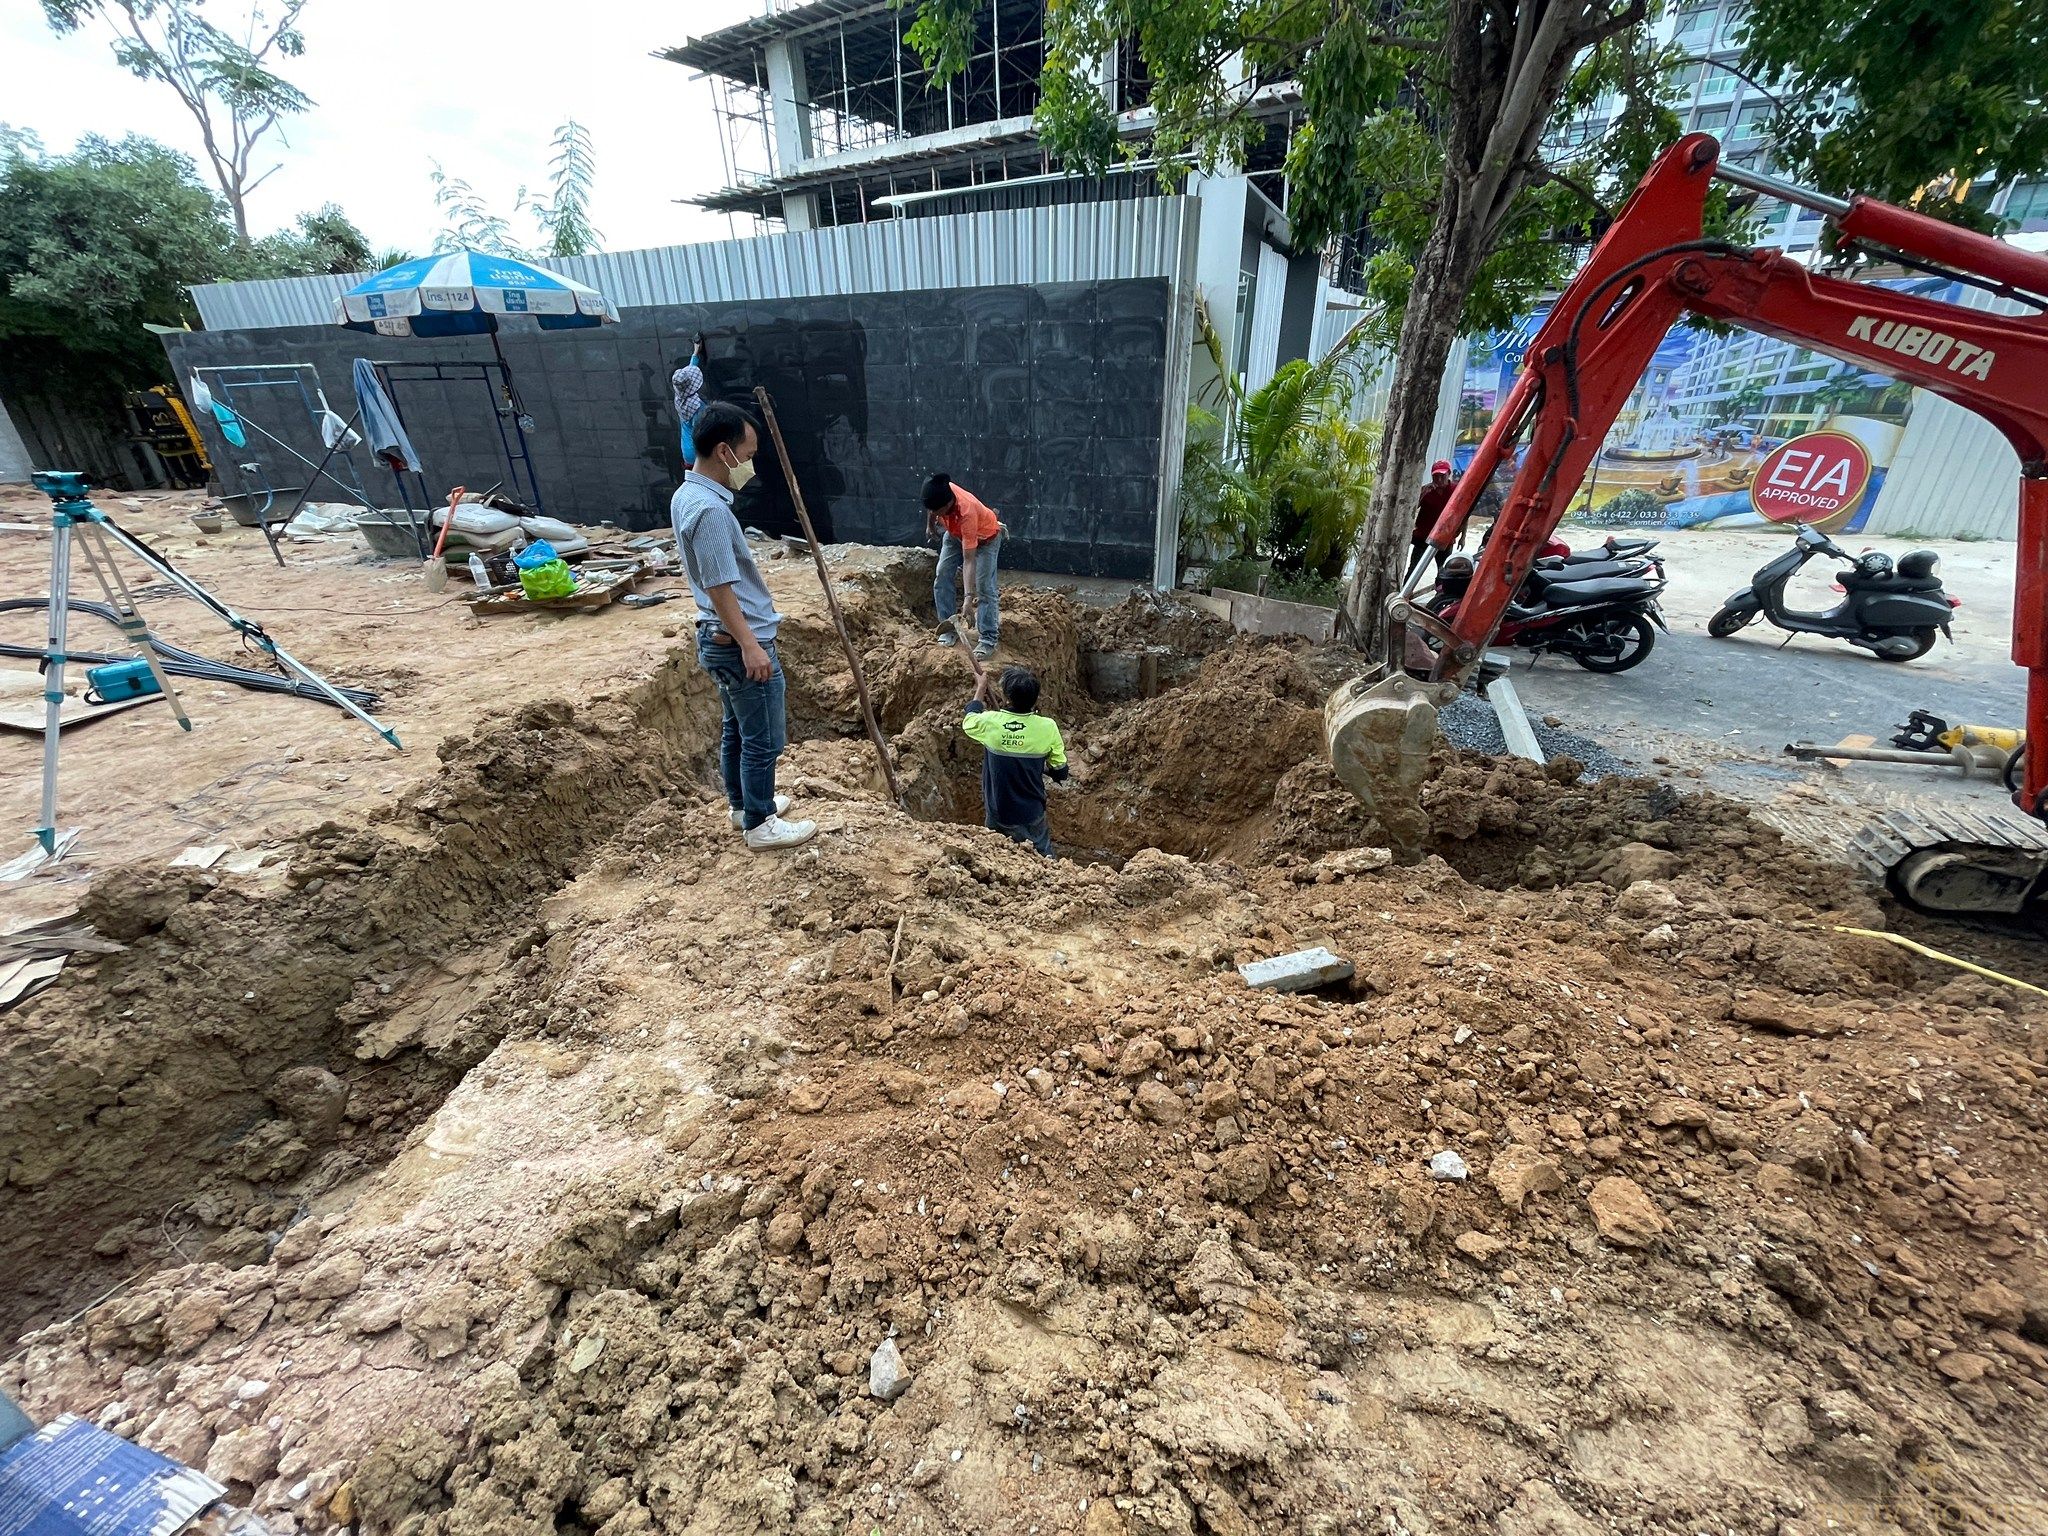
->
xmin=691 ymin=0 xmax=1058 ymax=223
xmin=677 ymin=0 xmax=1315 ymax=229
xmin=791 ymin=0 xmax=1047 ymax=154
xmin=711 ymin=65 xmax=778 ymax=191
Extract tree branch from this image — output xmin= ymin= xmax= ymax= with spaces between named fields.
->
xmin=1679 ymin=52 xmax=1786 ymax=113
xmin=1587 ymin=0 xmax=1650 ymax=46
xmin=1525 ymin=159 xmax=1612 ymax=218
xmin=1476 ymin=0 xmax=1578 ymax=207
xmin=1507 ymin=0 xmax=1541 ymax=88
xmin=248 ymin=0 xmax=309 ymax=64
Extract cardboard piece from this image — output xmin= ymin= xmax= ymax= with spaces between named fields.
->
xmin=0 ymin=668 xmax=157 ymax=734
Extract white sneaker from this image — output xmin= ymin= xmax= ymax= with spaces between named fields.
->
xmin=730 ymin=794 xmax=792 ymax=829
xmin=744 ymin=814 xmax=818 ymax=852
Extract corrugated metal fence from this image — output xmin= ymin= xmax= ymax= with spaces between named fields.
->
xmin=191 ymin=198 xmax=1194 ymax=331
xmin=1311 ymin=284 xmax=1463 ymax=467
xmin=1866 ymin=287 xmax=2026 ymax=540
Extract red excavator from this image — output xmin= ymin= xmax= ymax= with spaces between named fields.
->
xmin=1327 ymin=134 xmax=2048 ymax=916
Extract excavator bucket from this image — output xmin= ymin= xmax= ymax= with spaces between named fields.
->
xmin=1324 ymin=671 xmax=1444 ymax=862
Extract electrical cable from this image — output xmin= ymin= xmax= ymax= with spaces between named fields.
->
xmin=0 ymin=597 xmax=381 ymax=710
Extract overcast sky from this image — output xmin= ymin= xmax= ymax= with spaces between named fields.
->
xmin=2 ymin=0 xmax=766 ymax=257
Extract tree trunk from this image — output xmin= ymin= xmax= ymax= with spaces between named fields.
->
xmin=1341 ymin=194 xmax=1489 ymax=655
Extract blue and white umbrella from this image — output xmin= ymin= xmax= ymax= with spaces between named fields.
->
xmin=334 ymin=249 xmax=618 ymax=338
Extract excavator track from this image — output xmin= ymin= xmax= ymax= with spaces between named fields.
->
xmin=1851 ymin=803 xmax=2048 ymax=917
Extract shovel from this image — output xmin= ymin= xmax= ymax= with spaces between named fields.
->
xmin=424 ymin=485 xmax=465 ymax=592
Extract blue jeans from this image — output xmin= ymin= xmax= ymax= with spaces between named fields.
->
xmin=987 ymin=811 xmax=1052 ymax=856
xmin=935 ymin=531 xmax=1000 ymax=643
xmin=698 ymin=627 xmax=786 ymax=829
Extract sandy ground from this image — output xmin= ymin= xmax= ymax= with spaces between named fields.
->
xmin=0 ymin=483 xmax=901 ymax=925
xmin=7 ymin=487 xmax=2027 ymax=913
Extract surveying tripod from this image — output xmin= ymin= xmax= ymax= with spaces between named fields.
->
xmin=27 ymin=471 xmax=401 ymax=856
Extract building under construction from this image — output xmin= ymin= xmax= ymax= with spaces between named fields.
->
xmin=671 ymin=0 xmax=1261 ymax=230
xmin=663 ymin=0 xmax=1341 ymax=395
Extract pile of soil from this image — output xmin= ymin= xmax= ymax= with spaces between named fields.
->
xmin=6 ymin=574 xmax=2047 ymax=1536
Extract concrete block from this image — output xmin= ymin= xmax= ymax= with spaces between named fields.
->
xmin=1238 ymin=946 xmax=1353 ymax=992
xmin=1084 ymin=648 xmax=1168 ymax=702
xmin=1483 ymin=674 xmax=1546 ymax=765
xmin=1211 ymin=588 xmax=1339 ymax=644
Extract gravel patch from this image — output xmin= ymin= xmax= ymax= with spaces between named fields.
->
xmin=1439 ymin=690 xmax=1634 ymax=780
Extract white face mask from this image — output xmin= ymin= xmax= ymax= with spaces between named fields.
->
xmin=723 ymin=446 xmax=756 ymax=491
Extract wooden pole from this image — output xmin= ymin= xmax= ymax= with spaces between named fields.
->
xmin=753 ymin=387 xmax=902 ymax=805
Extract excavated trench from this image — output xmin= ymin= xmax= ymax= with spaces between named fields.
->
xmin=0 ymin=576 xmax=1268 ymax=1338
xmin=0 ymin=653 xmax=729 ymax=1339
xmin=15 ymin=563 xmax=2048 ymax=1536
xmin=0 ymin=566 xmax=1796 ymax=1341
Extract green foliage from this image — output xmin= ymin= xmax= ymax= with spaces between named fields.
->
xmin=899 ymin=0 xmax=978 ymax=83
xmin=1180 ymin=305 xmax=1378 ymax=582
xmin=1206 ymin=554 xmax=1346 ymax=607
xmin=0 ymin=133 xmax=233 ymax=379
xmin=525 ymin=121 xmax=602 ymax=259
xmin=1296 ymin=25 xmax=1749 ymax=347
xmin=40 ymin=0 xmax=315 ymax=238
xmin=241 ymin=203 xmax=376 ymax=276
xmin=1738 ymin=0 xmax=2048 ymax=227
xmin=432 ymin=163 xmax=523 ymax=256
xmin=1728 ymin=379 xmax=1768 ymax=419
xmin=433 ymin=120 xmax=603 ymax=259
xmin=0 ymin=133 xmax=377 ymax=394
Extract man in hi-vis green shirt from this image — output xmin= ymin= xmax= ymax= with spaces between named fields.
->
xmin=961 ymin=665 xmax=1067 ymax=855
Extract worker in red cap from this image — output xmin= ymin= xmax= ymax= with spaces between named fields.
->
xmin=1412 ymin=458 xmax=1457 ymax=564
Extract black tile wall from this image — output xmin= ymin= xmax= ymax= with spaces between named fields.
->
xmin=162 ymin=277 xmax=1170 ymax=580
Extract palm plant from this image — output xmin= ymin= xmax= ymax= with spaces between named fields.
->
xmin=525 ymin=120 xmax=600 ymax=258
xmin=1181 ymin=302 xmax=1380 ymax=594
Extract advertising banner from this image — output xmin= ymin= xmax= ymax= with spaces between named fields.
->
xmin=1452 ymin=274 xmax=1958 ymax=533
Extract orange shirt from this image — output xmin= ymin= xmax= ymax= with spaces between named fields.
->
xmin=937 ymin=484 xmax=1002 ymax=550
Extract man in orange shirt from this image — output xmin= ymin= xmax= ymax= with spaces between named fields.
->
xmin=923 ymin=471 xmax=1004 ymax=661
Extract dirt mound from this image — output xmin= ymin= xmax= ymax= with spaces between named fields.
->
xmin=20 ymin=786 xmax=2043 ymax=1536
xmin=9 ymin=575 xmax=2048 ymax=1536
xmin=0 ymin=668 xmax=722 ymax=1340
xmin=1058 ymin=643 xmax=1332 ymax=860
xmin=1079 ymin=588 xmax=1236 ymax=659
xmin=782 ymin=581 xmax=1094 ymax=740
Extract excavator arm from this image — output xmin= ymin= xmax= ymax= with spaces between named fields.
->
xmin=1331 ymin=134 xmax=2048 ymax=910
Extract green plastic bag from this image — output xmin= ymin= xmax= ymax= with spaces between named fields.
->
xmin=517 ymin=557 xmax=577 ymax=600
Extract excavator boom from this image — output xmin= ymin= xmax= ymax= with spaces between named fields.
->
xmin=1332 ymin=134 xmax=2048 ymax=912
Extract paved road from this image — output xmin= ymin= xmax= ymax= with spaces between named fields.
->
xmin=1504 ymin=525 xmax=2025 ymax=821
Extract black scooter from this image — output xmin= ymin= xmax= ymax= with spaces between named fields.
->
xmin=1708 ymin=523 xmax=1957 ymax=661
xmin=1432 ymin=550 xmax=1669 ymax=671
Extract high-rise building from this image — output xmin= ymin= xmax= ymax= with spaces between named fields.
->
xmin=1525 ymin=0 xmax=2042 ymax=536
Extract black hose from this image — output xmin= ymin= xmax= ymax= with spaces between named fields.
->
xmin=0 ymin=597 xmax=381 ymax=710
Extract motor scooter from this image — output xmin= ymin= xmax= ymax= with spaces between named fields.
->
xmin=1708 ymin=524 xmax=1957 ymax=661
xmin=1432 ymin=551 xmax=1669 ymax=671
